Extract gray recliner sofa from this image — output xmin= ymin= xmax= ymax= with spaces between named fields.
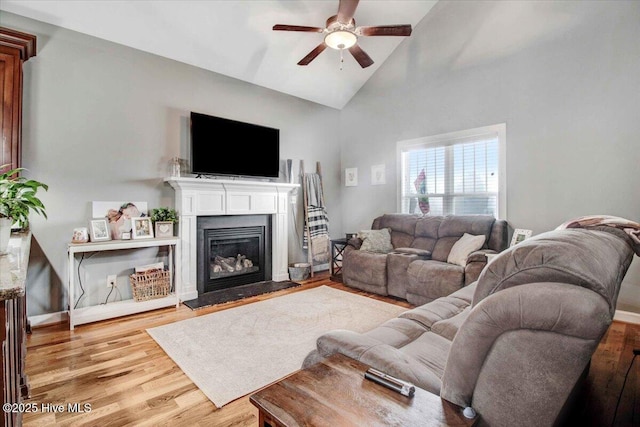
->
xmin=304 ymin=225 xmax=637 ymax=427
xmin=343 ymin=214 xmax=509 ymax=305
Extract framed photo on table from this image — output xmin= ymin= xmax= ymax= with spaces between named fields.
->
xmin=72 ymin=227 xmax=89 ymax=244
xmin=131 ymin=217 xmax=154 ymax=239
xmin=89 ymin=219 xmax=110 ymax=242
xmin=510 ymin=229 xmax=532 ymax=247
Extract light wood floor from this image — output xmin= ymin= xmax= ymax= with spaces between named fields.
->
xmin=23 ymin=274 xmax=639 ymax=426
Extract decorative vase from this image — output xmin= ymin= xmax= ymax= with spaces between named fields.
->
xmin=0 ymin=217 xmax=12 ymax=254
xmin=418 ymin=200 xmax=430 ymax=215
xmin=171 ymin=157 xmax=181 ymax=177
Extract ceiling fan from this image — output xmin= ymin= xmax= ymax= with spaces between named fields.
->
xmin=273 ymin=0 xmax=412 ymax=69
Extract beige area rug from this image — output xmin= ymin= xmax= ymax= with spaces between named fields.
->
xmin=146 ymin=285 xmax=407 ymax=408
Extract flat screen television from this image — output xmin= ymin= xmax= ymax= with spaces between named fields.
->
xmin=190 ymin=112 xmax=280 ymax=178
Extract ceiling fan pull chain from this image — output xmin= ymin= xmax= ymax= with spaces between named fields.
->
xmin=340 ymin=49 xmax=344 ymax=70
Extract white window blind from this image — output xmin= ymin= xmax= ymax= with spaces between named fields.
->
xmin=398 ymin=124 xmax=506 ymax=218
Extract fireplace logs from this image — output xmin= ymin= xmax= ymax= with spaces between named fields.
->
xmin=211 ymin=254 xmax=256 ymax=277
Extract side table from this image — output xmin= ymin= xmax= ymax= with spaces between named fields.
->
xmin=250 ymin=353 xmax=476 ymax=427
xmin=330 ymin=238 xmax=348 ymax=282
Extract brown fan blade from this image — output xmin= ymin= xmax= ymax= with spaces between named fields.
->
xmin=358 ymin=25 xmax=412 ymax=37
xmin=298 ymin=43 xmax=328 ymax=66
xmin=273 ymin=24 xmax=324 ymax=33
xmin=337 ymin=0 xmax=359 ymax=25
xmin=348 ymin=44 xmax=374 ymax=68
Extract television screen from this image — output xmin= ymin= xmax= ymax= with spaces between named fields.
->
xmin=190 ymin=112 xmax=280 ymax=178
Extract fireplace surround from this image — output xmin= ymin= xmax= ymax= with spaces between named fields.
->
xmin=197 ymin=214 xmax=271 ymax=294
xmin=166 ymin=177 xmax=299 ymax=301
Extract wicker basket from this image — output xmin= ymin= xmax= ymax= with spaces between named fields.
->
xmin=129 ymin=269 xmax=170 ymax=302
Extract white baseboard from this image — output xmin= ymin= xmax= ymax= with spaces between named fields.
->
xmin=614 ymin=310 xmax=640 ymax=325
xmin=29 ymin=311 xmax=68 ymax=328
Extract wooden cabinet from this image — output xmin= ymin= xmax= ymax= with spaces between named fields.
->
xmin=0 ymin=27 xmax=36 ymax=171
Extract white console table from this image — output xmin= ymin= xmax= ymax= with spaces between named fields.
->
xmin=67 ymin=237 xmax=181 ymax=330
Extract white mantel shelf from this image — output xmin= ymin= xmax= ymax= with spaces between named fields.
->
xmin=165 ymin=177 xmax=299 ymax=301
xmin=165 ymin=176 xmax=299 ymax=190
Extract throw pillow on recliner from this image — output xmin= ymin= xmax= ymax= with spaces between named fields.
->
xmin=447 ymin=233 xmax=486 ymax=267
xmin=358 ymin=228 xmax=394 ymax=253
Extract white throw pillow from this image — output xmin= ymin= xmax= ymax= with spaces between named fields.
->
xmin=358 ymin=228 xmax=394 ymax=254
xmin=447 ymin=233 xmax=486 ymax=267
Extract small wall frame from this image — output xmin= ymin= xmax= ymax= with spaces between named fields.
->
xmin=345 ymin=168 xmax=358 ymax=187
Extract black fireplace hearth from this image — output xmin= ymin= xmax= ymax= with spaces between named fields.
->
xmin=197 ymin=215 xmax=272 ymax=295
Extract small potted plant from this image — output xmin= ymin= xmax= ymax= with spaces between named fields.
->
xmin=0 ymin=164 xmax=48 ymax=253
xmin=150 ymin=207 xmax=178 ymax=238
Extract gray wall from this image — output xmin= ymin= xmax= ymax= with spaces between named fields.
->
xmin=339 ymin=1 xmax=640 ymax=313
xmin=1 ymin=12 xmax=342 ymax=316
xmin=4 ymin=1 xmax=640 ymax=317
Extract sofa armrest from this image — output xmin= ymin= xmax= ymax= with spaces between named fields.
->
xmin=466 ymin=249 xmax=497 ymax=263
xmin=347 ymin=237 xmax=363 ymax=250
xmin=463 ymin=250 xmax=497 ymax=284
xmin=441 ymin=282 xmax=610 ymax=426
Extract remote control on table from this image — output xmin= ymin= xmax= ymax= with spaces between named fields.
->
xmin=364 ymin=368 xmax=416 ymax=397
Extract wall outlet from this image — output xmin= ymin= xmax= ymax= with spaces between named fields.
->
xmin=107 ymin=275 xmax=117 ymax=288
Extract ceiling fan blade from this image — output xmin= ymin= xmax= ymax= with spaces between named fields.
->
xmin=273 ymin=24 xmax=324 ymax=33
xmin=337 ymin=0 xmax=360 ymax=25
xmin=357 ymin=25 xmax=412 ymax=37
xmin=297 ymin=43 xmax=328 ymax=66
xmin=348 ymin=44 xmax=374 ymax=68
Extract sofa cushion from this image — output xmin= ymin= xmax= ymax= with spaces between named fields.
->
xmin=448 ymin=281 xmax=477 ymax=304
xmin=431 ymin=215 xmax=495 ymax=261
xmin=373 ymin=214 xmax=419 ymax=248
xmin=472 ymin=228 xmax=635 ymax=315
xmin=447 ymin=233 xmax=486 ymax=266
xmin=400 ymin=292 xmax=469 ymax=330
xmin=358 ymin=228 xmax=394 ymax=253
xmin=411 ymin=216 xmax=442 ymax=253
xmin=363 ymin=317 xmax=429 ymax=348
xmin=398 ymin=331 xmax=452 ymax=383
xmin=342 ymin=249 xmax=387 ymax=287
xmin=431 ymin=307 xmax=472 ymax=341
xmin=407 ymin=260 xmax=465 ymax=302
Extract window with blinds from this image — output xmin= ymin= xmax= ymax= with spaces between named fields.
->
xmin=397 ymin=124 xmax=506 ymax=219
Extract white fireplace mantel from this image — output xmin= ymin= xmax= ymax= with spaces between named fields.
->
xmin=165 ymin=177 xmax=299 ymax=301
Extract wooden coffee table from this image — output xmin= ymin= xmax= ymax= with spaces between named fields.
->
xmin=249 ymin=353 xmax=477 ymax=427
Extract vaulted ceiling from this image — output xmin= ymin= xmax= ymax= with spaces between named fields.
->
xmin=0 ymin=0 xmax=438 ymax=109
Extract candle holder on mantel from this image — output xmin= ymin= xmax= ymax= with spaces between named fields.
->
xmin=170 ymin=157 xmax=181 ymax=178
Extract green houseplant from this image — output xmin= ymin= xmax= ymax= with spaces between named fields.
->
xmin=150 ymin=207 xmax=178 ymax=238
xmin=0 ymin=164 xmax=48 ymax=253
xmin=150 ymin=207 xmax=178 ymax=224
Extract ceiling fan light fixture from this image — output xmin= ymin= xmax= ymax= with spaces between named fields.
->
xmin=324 ymin=30 xmax=357 ymax=50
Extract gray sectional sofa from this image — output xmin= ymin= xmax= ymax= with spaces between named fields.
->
xmin=343 ymin=214 xmax=509 ymax=305
xmin=304 ymin=225 xmax=637 ymax=426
